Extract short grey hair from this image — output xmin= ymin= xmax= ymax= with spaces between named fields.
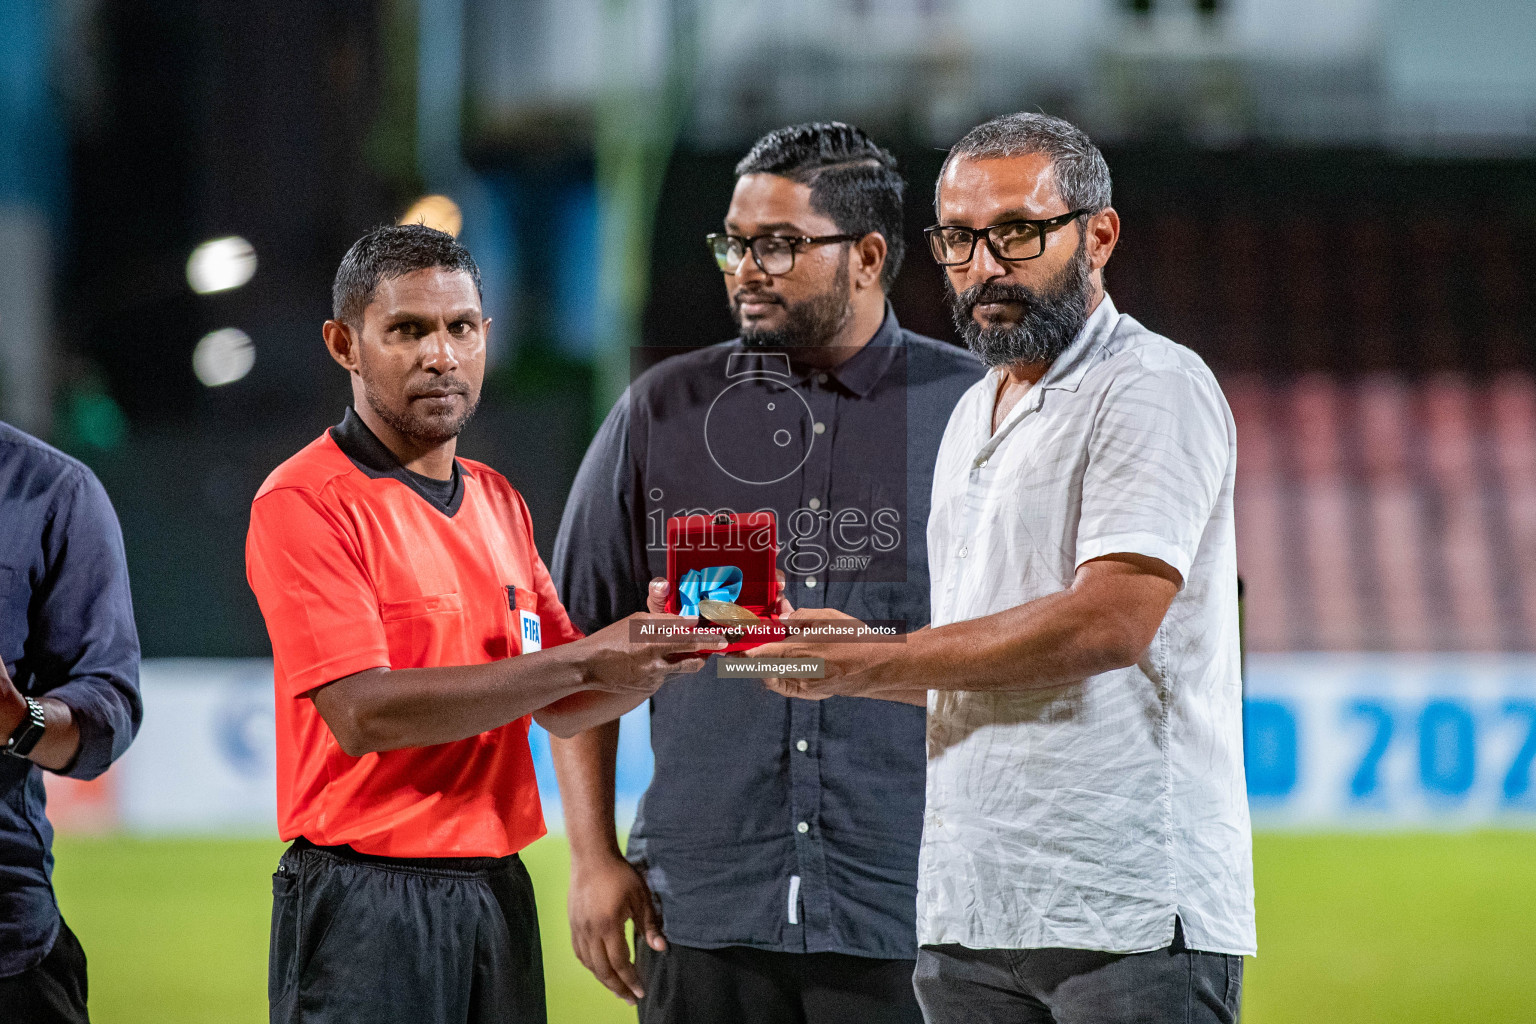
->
xmin=936 ymin=113 xmax=1112 ymax=215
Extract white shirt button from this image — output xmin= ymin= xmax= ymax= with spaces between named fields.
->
xmin=797 ymin=821 xmax=810 ymax=834
xmin=977 ymin=458 xmax=988 ymax=468
xmin=808 ymin=498 xmax=821 ymax=510
xmin=813 ymin=422 xmax=826 ymax=435
xmin=958 ymin=547 xmax=968 ymax=558
xmin=796 ymin=739 xmax=809 ymax=752
xmin=806 ymin=576 xmax=818 ymax=588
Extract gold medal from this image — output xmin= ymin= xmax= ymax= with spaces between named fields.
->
xmin=697 ymin=599 xmax=763 ymax=626
xmin=697 ymin=599 xmax=764 ymax=638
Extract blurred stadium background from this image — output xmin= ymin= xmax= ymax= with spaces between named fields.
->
xmin=4 ymin=0 xmax=1536 ymax=1020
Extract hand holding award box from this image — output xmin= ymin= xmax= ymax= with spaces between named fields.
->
xmin=665 ymin=511 xmax=788 ymax=654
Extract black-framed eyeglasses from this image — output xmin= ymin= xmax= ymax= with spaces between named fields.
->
xmin=924 ymin=210 xmax=1089 ymax=266
xmin=705 ymin=232 xmax=861 ymax=275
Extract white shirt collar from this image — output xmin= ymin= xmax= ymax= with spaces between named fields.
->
xmin=980 ymin=292 xmax=1120 ymax=442
xmin=1037 ymin=291 xmax=1118 ymax=393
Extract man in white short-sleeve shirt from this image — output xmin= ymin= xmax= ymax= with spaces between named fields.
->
xmin=752 ymin=113 xmax=1253 ymax=1023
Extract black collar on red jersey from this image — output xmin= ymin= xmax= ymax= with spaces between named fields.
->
xmin=330 ymin=407 xmax=465 ymax=518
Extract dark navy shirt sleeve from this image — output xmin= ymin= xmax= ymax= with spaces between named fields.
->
xmin=2 ymin=423 xmax=142 ymax=978
xmin=552 ymin=389 xmax=648 ymax=634
xmin=29 ymin=468 xmax=143 ymax=780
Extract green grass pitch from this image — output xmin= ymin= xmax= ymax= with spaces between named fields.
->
xmin=49 ymin=831 xmax=1536 ymax=1023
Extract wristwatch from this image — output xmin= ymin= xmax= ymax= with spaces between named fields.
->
xmin=3 ymin=697 xmax=46 ymax=758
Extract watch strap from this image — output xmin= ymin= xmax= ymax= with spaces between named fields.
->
xmin=4 ymin=697 xmax=46 ymax=758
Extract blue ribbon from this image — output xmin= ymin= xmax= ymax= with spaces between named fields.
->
xmin=678 ymin=566 xmax=743 ymax=616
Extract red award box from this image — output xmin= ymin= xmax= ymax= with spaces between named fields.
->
xmin=665 ymin=511 xmax=786 ymax=652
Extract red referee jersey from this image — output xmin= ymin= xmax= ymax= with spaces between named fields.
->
xmin=246 ymin=408 xmax=583 ymax=858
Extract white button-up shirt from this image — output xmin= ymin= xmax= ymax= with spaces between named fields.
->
xmin=918 ymin=295 xmax=1256 ymax=955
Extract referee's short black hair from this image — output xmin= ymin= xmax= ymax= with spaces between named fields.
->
xmin=735 ymin=122 xmax=906 ymax=291
xmin=332 ymin=224 xmax=483 ymax=326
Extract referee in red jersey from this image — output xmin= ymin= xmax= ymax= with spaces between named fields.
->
xmin=246 ymin=224 xmax=719 ymax=1024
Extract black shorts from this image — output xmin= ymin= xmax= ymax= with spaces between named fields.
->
xmin=269 ymin=838 xmax=545 ymax=1024
xmin=0 ymin=917 xmax=89 ymax=1024
xmin=636 ymin=943 xmax=923 ymax=1024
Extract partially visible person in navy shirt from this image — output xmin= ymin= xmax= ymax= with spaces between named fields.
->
xmin=0 ymin=420 xmax=142 ymax=1023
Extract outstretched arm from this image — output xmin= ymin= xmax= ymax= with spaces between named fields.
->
xmin=755 ymin=553 xmax=1179 ymax=701
xmin=311 ymin=611 xmax=717 ymax=753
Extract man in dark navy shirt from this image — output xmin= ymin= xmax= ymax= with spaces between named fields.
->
xmin=551 ymin=123 xmax=982 ymax=1023
xmin=0 ymin=421 xmax=142 ymax=1023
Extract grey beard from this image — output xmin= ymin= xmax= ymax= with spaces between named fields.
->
xmin=736 ymin=262 xmax=852 ymax=349
xmin=947 ymin=241 xmax=1092 ymax=369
